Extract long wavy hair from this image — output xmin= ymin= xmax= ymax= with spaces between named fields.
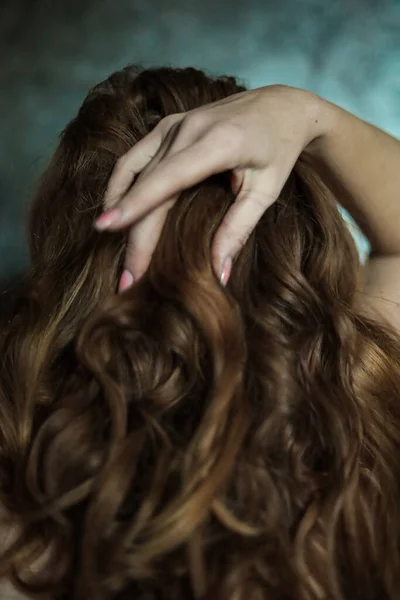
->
xmin=1 ymin=65 xmax=400 ymax=600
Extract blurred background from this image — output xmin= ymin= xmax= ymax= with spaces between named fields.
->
xmin=1 ymin=0 xmax=399 ymax=296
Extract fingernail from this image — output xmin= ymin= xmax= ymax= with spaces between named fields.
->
xmin=118 ymin=269 xmax=134 ymax=293
xmin=219 ymin=257 xmax=232 ymax=287
xmin=94 ymin=208 xmax=121 ymax=231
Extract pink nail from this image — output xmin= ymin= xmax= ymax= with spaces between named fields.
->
xmin=118 ymin=269 xmax=134 ymax=293
xmin=220 ymin=257 xmax=232 ymax=287
xmin=94 ymin=208 xmax=121 ymax=230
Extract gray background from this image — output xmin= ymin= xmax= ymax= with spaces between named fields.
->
xmin=1 ymin=0 xmax=399 ymax=289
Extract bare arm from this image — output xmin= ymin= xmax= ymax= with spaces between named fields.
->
xmin=304 ymin=97 xmax=400 ymax=331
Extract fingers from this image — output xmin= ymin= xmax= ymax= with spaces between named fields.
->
xmin=118 ymin=198 xmax=175 ymax=290
xmin=97 ymin=134 xmax=234 ymax=231
xmin=104 ymin=113 xmax=184 ymax=210
xmin=212 ymin=168 xmax=282 ymax=281
xmin=118 ymin=167 xmax=279 ymax=291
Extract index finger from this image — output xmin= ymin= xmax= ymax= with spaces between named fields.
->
xmin=104 ymin=113 xmax=184 ymax=210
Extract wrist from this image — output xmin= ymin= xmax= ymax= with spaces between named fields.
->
xmin=302 ymin=93 xmax=341 ymax=160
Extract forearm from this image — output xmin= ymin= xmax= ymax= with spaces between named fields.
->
xmin=304 ymin=94 xmax=400 ymax=256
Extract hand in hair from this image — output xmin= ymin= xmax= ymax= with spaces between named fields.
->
xmin=95 ymin=85 xmax=322 ymax=287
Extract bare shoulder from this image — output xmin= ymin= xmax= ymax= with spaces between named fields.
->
xmin=356 ymin=255 xmax=400 ymax=335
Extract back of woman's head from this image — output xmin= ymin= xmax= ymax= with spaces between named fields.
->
xmin=1 ymin=65 xmax=400 ymax=600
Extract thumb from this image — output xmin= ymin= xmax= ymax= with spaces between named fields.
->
xmin=212 ymin=168 xmax=281 ymax=283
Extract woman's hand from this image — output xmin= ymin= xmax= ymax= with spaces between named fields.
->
xmin=94 ymin=85 xmax=325 ymax=290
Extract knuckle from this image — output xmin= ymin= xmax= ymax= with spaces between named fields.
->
xmin=248 ymin=191 xmax=269 ymax=212
xmin=114 ymin=153 xmax=131 ymax=173
xmin=187 ymin=111 xmax=209 ymax=129
xmin=160 ymin=112 xmax=184 ymax=132
xmin=180 ymin=111 xmax=210 ymax=137
xmin=218 ymin=220 xmax=249 ymax=252
xmin=232 ymin=231 xmax=249 ymax=251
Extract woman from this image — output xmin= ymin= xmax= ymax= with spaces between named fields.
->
xmin=0 ymin=65 xmax=400 ymax=600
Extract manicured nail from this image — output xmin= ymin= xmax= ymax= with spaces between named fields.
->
xmin=94 ymin=208 xmax=121 ymax=231
xmin=118 ymin=269 xmax=134 ymax=293
xmin=219 ymin=257 xmax=232 ymax=287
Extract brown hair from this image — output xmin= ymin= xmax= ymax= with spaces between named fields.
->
xmin=1 ymin=65 xmax=400 ymax=600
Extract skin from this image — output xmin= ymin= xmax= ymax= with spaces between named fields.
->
xmin=95 ymin=84 xmax=400 ymax=333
